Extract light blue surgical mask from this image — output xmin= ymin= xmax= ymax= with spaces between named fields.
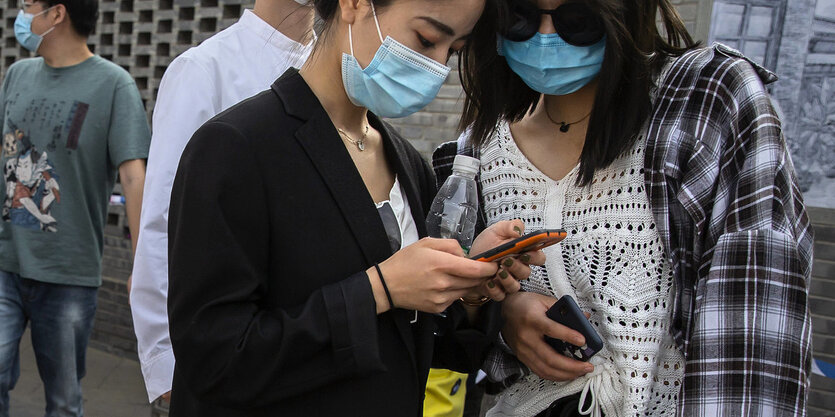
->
xmin=14 ymin=7 xmax=56 ymax=52
xmin=341 ymin=2 xmax=450 ymax=118
xmin=500 ymin=32 xmax=605 ymax=96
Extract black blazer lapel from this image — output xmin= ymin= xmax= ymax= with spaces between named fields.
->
xmin=274 ymin=70 xmax=393 ymax=266
xmin=373 ymin=117 xmax=430 ymax=238
xmin=274 ymin=70 xmax=424 ymax=375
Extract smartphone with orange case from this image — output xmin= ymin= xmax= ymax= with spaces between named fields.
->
xmin=469 ymin=229 xmax=567 ymax=262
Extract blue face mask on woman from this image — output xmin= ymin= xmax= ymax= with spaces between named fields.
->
xmin=500 ymin=32 xmax=606 ymax=96
xmin=14 ymin=7 xmax=56 ymax=52
xmin=341 ymin=2 xmax=451 ymax=118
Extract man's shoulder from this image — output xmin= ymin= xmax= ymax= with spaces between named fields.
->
xmin=86 ymin=56 xmax=137 ymax=86
xmin=4 ymin=57 xmax=43 ymax=81
xmin=7 ymin=57 xmax=42 ymax=72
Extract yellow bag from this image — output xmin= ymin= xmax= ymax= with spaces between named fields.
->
xmin=423 ymin=368 xmax=468 ymax=417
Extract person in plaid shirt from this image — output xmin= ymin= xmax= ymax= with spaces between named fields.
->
xmin=433 ymin=0 xmax=813 ymax=415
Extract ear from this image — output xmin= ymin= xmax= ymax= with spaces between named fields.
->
xmin=50 ymin=3 xmax=68 ymax=26
xmin=338 ymin=0 xmax=363 ymax=25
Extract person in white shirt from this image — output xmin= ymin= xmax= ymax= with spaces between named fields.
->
xmin=128 ymin=0 xmax=314 ymax=404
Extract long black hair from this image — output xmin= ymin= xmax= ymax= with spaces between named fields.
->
xmin=458 ymin=0 xmax=698 ymax=186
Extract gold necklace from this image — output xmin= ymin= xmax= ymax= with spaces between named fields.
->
xmin=337 ymin=124 xmax=370 ymax=151
xmin=544 ymin=105 xmax=592 ymax=133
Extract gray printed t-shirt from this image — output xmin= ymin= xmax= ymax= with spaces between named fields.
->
xmin=0 ymin=56 xmax=150 ymax=287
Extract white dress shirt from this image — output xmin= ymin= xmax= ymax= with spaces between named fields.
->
xmin=129 ymin=9 xmax=312 ymax=402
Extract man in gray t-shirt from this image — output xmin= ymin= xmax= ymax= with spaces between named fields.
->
xmin=0 ymin=0 xmax=149 ymax=415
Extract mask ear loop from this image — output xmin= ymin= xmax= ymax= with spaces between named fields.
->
xmin=369 ymin=1 xmax=384 ymax=43
xmin=39 ymin=25 xmax=55 ymax=37
xmin=33 ymin=6 xmax=57 ymax=37
xmin=348 ymin=24 xmax=355 ymax=56
xmin=348 ymin=1 xmax=384 ymax=57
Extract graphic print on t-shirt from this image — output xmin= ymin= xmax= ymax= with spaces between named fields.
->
xmin=0 ymin=98 xmax=88 ymax=232
xmin=2 ymin=128 xmax=61 ymax=232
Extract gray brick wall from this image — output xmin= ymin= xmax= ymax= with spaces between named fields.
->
xmin=92 ymin=202 xmax=138 ymax=357
xmin=809 ymin=207 xmax=835 ymax=416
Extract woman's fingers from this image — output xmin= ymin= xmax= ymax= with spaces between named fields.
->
xmin=422 ymin=237 xmax=467 ymax=257
xmin=517 ymin=319 xmax=593 ymax=381
xmin=495 ymin=219 xmax=525 ymax=239
xmin=539 ymin=315 xmax=586 ymax=347
xmin=483 ymin=278 xmax=507 ymax=301
xmin=469 ymin=219 xmax=525 ymax=258
xmin=501 ymin=292 xmax=593 ymax=381
xmin=519 ymin=249 xmax=546 ymax=266
xmin=523 ymin=342 xmax=592 ymax=381
xmin=494 ymin=266 xmax=521 ymax=294
xmin=501 ymin=257 xmax=532 ymax=283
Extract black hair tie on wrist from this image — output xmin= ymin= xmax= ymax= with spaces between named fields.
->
xmin=374 ymin=263 xmax=395 ymax=310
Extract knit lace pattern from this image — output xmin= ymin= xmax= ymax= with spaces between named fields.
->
xmin=479 ymin=121 xmax=684 ymax=417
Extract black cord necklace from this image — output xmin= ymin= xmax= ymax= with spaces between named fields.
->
xmin=544 ymin=105 xmax=592 ymax=133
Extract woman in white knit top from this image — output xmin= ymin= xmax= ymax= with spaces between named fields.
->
xmin=437 ymin=0 xmax=814 ymax=416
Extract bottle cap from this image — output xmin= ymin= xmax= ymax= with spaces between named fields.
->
xmin=452 ymin=155 xmax=480 ymax=176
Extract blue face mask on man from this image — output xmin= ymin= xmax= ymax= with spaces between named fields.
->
xmin=14 ymin=7 xmax=56 ymax=53
xmin=341 ymin=2 xmax=451 ymax=118
xmin=500 ymin=32 xmax=606 ymax=96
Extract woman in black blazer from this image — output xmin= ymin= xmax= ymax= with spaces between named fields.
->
xmin=166 ymin=0 xmax=542 ymax=415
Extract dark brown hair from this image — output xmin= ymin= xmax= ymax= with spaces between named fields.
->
xmin=457 ymin=0 xmax=698 ymax=186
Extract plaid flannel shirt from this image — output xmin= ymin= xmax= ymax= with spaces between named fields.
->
xmin=432 ymin=44 xmax=813 ymax=416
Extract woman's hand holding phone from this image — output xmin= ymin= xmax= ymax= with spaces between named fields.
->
xmin=501 ymin=292 xmax=594 ymax=381
xmin=366 ymin=219 xmax=546 ymax=315
xmin=368 ymin=238 xmax=498 ymax=314
xmin=465 ymin=220 xmax=547 ymax=302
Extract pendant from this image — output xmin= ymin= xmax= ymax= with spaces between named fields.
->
xmin=559 ymin=123 xmax=570 ymax=133
xmin=357 ymin=140 xmax=365 ymax=151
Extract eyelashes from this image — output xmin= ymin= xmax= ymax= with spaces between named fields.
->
xmin=417 ymin=33 xmax=434 ymax=48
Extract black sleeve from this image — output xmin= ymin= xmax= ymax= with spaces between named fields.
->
xmin=167 ymin=121 xmax=384 ymax=409
xmin=431 ymin=302 xmax=503 ymax=373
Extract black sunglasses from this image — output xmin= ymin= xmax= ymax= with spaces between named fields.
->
xmin=501 ymin=1 xmax=605 ymax=46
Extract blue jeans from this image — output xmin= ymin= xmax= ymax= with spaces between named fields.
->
xmin=0 ymin=271 xmax=97 ymax=417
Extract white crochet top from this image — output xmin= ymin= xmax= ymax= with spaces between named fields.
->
xmin=479 ymin=121 xmax=684 ymax=417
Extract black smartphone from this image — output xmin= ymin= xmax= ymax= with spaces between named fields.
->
xmin=469 ymin=229 xmax=567 ymax=262
xmin=544 ymin=295 xmax=603 ymax=361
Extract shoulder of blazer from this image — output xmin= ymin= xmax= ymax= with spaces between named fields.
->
xmin=206 ymin=88 xmax=292 ymax=141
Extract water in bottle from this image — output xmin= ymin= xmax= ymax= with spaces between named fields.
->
xmin=426 ymin=155 xmax=480 ymax=254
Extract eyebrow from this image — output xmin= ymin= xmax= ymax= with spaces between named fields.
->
xmin=417 ymin=16 xmax=456 ymax=37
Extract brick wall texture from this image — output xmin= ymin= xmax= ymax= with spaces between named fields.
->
xmin=809 ymin=207 xmax=835 ymax=416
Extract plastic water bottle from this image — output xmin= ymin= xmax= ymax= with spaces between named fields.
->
xmin=426 ymin=155 xmax=480 ymax=254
